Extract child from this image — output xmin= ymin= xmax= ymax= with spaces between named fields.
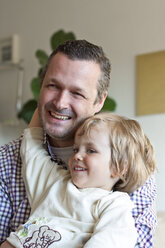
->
xmin=2 ymin=111 xmax=156 ymax=248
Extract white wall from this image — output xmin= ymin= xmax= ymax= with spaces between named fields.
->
xmin=0 ymin=0 xmax=164 ymax=211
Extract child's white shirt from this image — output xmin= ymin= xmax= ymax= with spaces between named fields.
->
xmin=7 ymin=128 xmax=137 ymax=248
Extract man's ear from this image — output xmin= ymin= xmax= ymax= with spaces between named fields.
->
xmin=95 ymin=92 xmax=107 ymax=113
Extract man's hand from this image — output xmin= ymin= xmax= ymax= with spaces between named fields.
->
xmin=0 ymin=241 xmax=15 ymax=248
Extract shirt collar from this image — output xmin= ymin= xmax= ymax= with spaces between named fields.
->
xmin=43 ymin=132 xmax=68 ymax=169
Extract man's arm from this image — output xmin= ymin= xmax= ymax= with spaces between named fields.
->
xmin=0 ymin=178 xmax=12 ymax=244
xmin=0 ymin=138 xmax=23 ymax=244
xmin=130 ymin=176 xmax=157 ymax=248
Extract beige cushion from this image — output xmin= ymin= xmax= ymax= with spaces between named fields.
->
xmin=154 ymin=212 xmax=165 ymax=248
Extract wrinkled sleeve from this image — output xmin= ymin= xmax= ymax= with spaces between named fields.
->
xmin=20 ymin=128 xmax=63 ymax=209
xmin=84 ymin=192 xmax=137 ymax=248
xmin=130 ymin=176 xmax=157 ymax=248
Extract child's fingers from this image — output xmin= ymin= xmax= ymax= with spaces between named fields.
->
xmin=29 ymin=108 xmax=41 ymax=128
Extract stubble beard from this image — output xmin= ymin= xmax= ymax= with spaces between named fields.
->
xmin=38 ymin=103 xmax=87 ymax=145
xmin=43 ymin=121 xmax=76 ymax=141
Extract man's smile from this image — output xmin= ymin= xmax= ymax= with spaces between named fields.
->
xmin=49 ymin=111 xmax=71 ymax=120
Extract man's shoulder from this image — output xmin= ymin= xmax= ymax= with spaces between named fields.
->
xmin=130 ymin=176 xmax=156 ymax=200
xmin=0 ymin=136 xmax=23 ymax=175
xmin=0 ymin=136 xmax=22 ymax=155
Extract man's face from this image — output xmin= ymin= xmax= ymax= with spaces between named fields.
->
xmin=38 ymin=53 xmax=106 ymax=147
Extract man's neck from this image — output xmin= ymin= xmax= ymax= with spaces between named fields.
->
xmin=48 ymin=136 xmax=74 ymax=148
xmin=50 ymin=145 xmax=73 ymax=167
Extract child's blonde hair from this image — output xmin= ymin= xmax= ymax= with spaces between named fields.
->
xmin=76 ymin=112 xmax=156 ymax=193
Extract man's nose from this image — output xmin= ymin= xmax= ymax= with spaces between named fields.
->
xmin=54 ymin=90 xmax=70 ymax=109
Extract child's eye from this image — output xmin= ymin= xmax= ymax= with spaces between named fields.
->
xmin=73 ymin=148 xmax=78 ymax=153
xmin=87 ymin=149 xmax=96 ymax=154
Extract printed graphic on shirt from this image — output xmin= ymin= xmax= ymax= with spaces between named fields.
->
xmin=15 ymin=218 xmax=62 ymax=247
xmin=18 ymin=217 xmax=49 ymax=238
xmin=23 ymin=225 xmax=61 ymax=247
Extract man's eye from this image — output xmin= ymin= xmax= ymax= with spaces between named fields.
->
xmin=48 ymin=84 xmax=57 ymax=88
xmin=72 ymin=92 xmax=86 ymax=99
xmin=46 ymin=82 xmax=59 ymax=90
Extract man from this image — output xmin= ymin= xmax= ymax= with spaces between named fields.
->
xmin=0 ymin=40 xmax=157 ymax=247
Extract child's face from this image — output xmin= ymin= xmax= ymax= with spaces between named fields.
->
xmin=69 ymin=125 xmax=114 ymax=191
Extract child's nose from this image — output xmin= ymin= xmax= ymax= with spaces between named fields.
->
xmin=74 ymin=151 xmax=83 ymax=161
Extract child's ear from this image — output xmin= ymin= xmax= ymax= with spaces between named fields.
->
xmin=110 ymin=161 xmax=128 ymax=178
xmin=110 ymin=170 xmax=119 ymax=178
xmin=110 ymin=165 xmax=119 ymax=178
xmin=120 ymin=160 xmax=128 ymax=176
xmin=110 ymin=168 xmax=120 ymax=187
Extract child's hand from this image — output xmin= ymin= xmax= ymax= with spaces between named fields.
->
xmin=0 ymin=241 xmax=15 ymax=248
xmin=29 ymin=108 xmax=41 ymax=128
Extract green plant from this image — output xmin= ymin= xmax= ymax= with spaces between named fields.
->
xmin=18 ymin=29 xmax=116 ymax=124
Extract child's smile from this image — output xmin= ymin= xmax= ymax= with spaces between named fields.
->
xmin=69 ymin=124 xmax=116 ymax=191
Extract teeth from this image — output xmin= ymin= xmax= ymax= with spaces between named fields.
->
xmin=74 ymin=167 xmax=86 ymax=171
xmin=50 ymin=112 xmax=70 ymax=120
